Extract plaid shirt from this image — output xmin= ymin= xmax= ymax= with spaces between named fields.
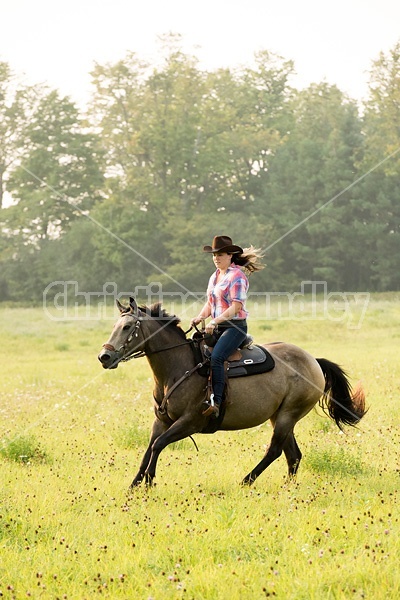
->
xmin=207 ymin=263 xmax=249 ymax=319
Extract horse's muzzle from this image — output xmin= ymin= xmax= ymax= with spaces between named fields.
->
xmin=98 ymin=348 xmax=120 ymax=369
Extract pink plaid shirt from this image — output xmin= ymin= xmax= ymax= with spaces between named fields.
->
xmin=207 ymin=263 xmax=249 ymax=319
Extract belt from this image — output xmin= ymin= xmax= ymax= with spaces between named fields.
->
xmin=218 ymin=319 xmax=247 ymax=329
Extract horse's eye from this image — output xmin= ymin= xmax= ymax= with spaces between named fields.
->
xmin=123 ymin=324 xmax=131 ymax=331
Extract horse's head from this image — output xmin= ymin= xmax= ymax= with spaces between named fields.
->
xmin=98 ymin=297 xmax=146 ymax=369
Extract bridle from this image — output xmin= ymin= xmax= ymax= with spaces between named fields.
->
xmin=102 ymin=313 xmax=143 ymax=362
xmin=102 ymin=312 xmax=200 ymax=364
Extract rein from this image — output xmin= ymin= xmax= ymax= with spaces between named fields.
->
xmin=117 ymin=330 xmax=198 ymax=363
xmin=125 ymin=337 xmax=195 ymax=361
xmin=103 ymin=318 xmax=204 ymax=362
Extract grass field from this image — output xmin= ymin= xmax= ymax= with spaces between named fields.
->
xmin=0 ymin=294 xmax=399 ymax=599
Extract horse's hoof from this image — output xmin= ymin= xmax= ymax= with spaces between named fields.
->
xmin=144 ymin=474 xmax=155 ymax=487
xmin=130 ymin=475 xmax=144 ymax=488
xmin=241 ymin=475 xmax=255 ymax=486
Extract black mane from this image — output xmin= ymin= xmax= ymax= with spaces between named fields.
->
xmin=138 ymin=303 xmax=186 ymax=339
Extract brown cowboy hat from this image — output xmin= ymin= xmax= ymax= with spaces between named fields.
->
xmin=203 ymin=235 xmax=243 ymax=254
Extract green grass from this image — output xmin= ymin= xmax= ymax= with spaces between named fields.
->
xmin=0 ymin=295 xmax=399 ymax=598
xmin=0 ymin=434 xmax=49 ymax=465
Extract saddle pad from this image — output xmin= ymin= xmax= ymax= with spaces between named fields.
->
xmin=226 ymin=345 xmax=275 ymax=378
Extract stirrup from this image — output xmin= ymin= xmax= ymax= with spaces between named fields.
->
xmin=202 ymin=394 xmax=219 ymax=418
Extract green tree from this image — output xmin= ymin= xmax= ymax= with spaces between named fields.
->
xmin=261 ymin=83 xmax=364 ymax=290
xmin=88 ymin=40 xmax=294 ymax=292
xmin=0 ymin=90 xmax=104 ymax=300
xmin=6 ymin=90 xmax=104 ymax=243
xmin=0 ymin=62 xmax=41 ymax=209
xmin=359 ymin=40 xmax=400 ymax=290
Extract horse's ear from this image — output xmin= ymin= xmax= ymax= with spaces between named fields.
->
xmin=116 ymin=299 xmax=126 ymax=313
xmin=129 ymin=297 xmax=138 ymax=313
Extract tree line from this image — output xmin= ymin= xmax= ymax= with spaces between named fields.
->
xmin=1 ymin=35 xmax=400 ymax=302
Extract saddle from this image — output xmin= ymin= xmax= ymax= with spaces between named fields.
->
xmin=205 ymin=342 xmax=275 ymax=377
xmin=192 ymin=331 xmax=275 ymax=379
xmin=226 ymin=344 xmax=275 ymax=377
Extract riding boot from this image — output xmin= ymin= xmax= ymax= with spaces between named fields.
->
xmin=202 ymin=394 xmax=221 ymax=419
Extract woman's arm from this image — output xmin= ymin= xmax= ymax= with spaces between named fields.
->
xmin=190 ymin=301 xmax=212 ymax=326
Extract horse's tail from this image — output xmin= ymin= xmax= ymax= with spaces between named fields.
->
xmin=316 ymin=358 xmax=367 ymax=431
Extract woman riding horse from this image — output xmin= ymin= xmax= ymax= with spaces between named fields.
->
xmin=98 ymin=299 xmax=366 ymax=488
xmin=190 ymin=235 xmax=264 ymax=418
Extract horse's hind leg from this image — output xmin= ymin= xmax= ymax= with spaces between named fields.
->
xmin=241 ymin=417 xmax=295 ymax=486
xmin=282 ymin=431 xmax=302 ymax=478
xmin=269 ymin=414 xmax=302 ymax=478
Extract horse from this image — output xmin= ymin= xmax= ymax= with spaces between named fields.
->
xmin=98 ymin=298 xmax=366 ymax=487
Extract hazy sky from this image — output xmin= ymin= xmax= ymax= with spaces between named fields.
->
xmin=1 ymin=0 xmax=400 ymax=105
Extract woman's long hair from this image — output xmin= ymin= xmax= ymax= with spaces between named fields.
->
xmin=234 ymin=245 xmax=265 ymax=274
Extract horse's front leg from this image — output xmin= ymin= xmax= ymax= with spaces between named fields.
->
xmin=131 ymin=418 xmax=169 ymax=487
xmin=143 ymin=416 xmax=202 ymax=486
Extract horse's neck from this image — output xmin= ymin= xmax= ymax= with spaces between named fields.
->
xmin=146 ymin=329 xmax=194 ymax=388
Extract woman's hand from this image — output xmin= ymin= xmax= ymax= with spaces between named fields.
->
xmin=205 ymin=320 xmax=217 ymax=334
xmin=190 ymin=316 xmax=204 ymax=328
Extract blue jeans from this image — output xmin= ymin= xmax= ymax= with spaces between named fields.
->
xmin=210 ymin=322 xmax=247 ymax=403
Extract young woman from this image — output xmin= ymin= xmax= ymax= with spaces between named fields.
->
xmin=191 ymin=235 xmax=264 ymax=418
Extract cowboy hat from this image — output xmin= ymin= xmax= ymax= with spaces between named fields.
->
xmin=203 ymin=235 xmax=243 ymax=254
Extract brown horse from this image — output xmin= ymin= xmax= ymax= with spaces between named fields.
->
xmin=98 ymin=298 xmax=366 ymax=487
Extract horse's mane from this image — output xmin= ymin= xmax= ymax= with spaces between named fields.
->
xmin=137 ymin=303 xmax=186 ymax=339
